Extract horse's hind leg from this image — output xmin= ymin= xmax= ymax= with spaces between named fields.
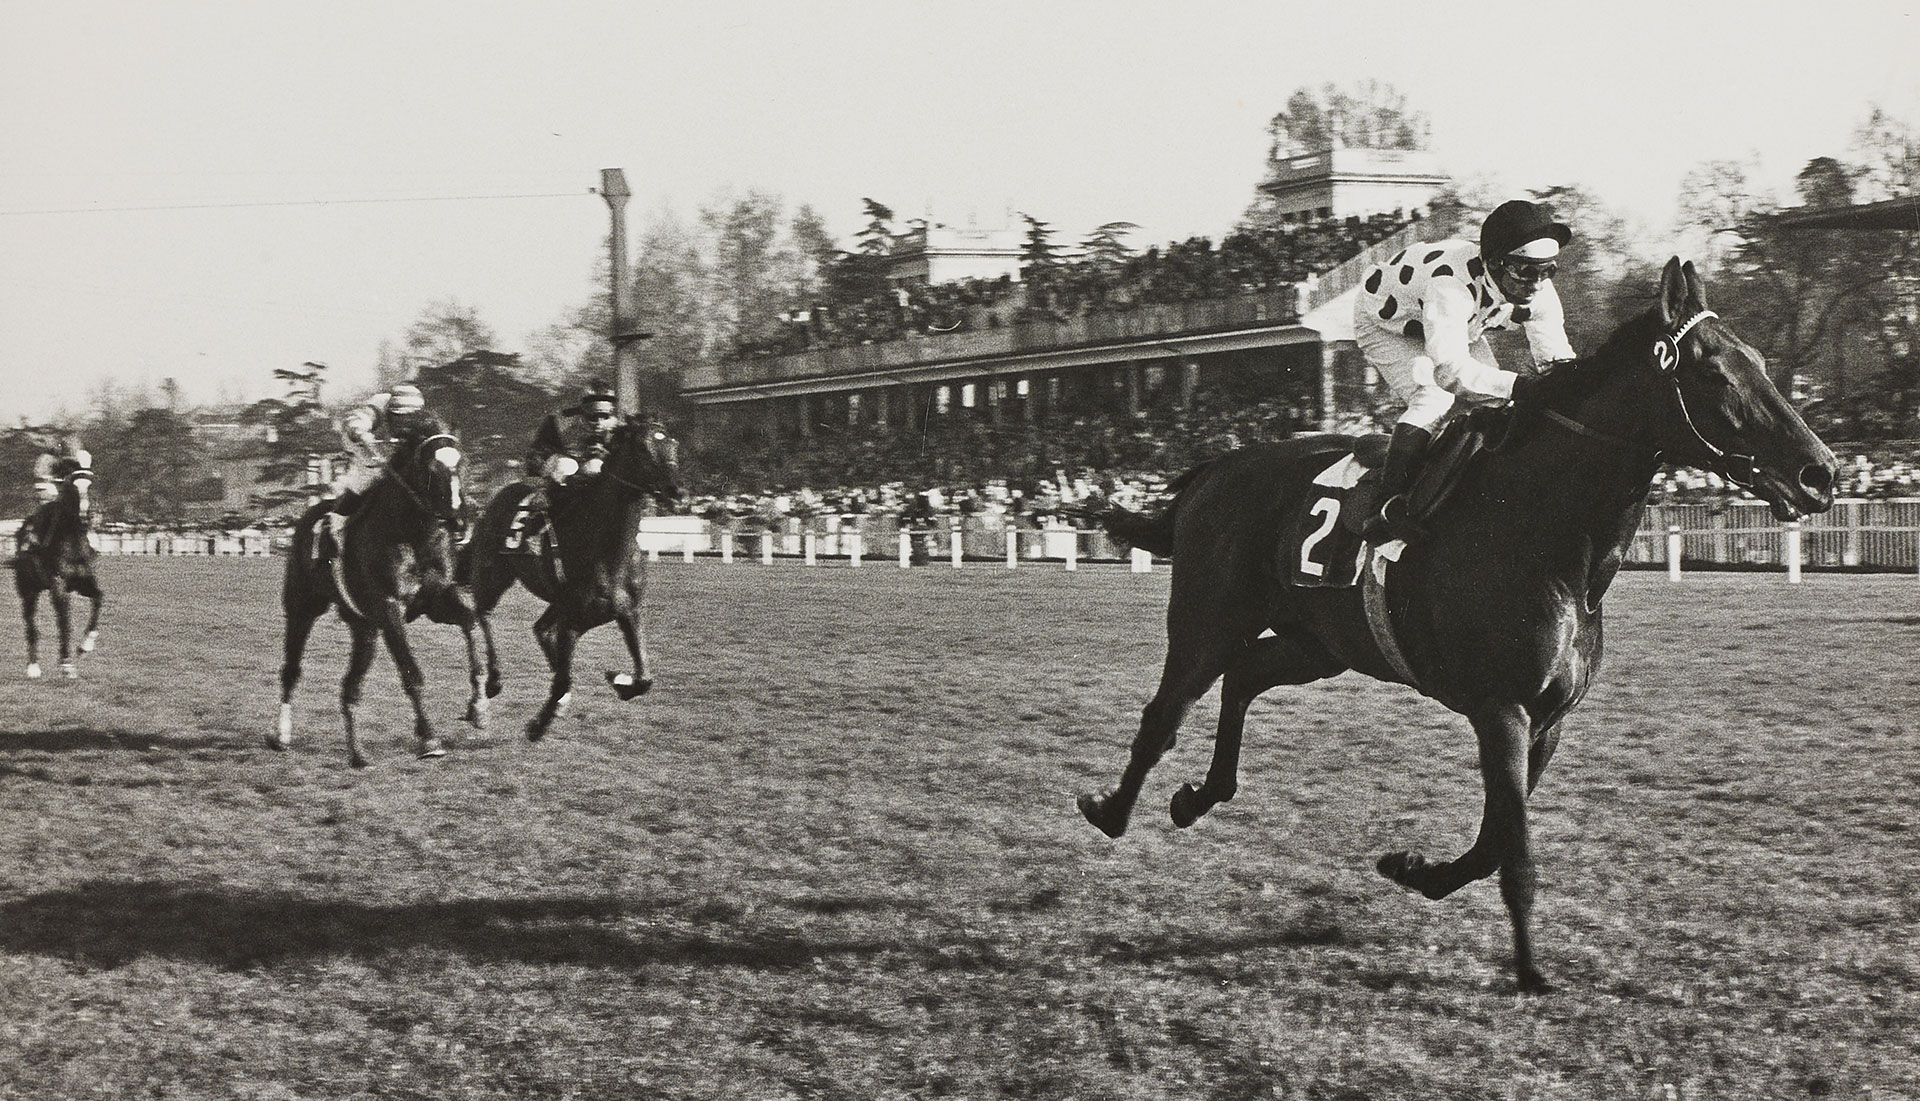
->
xmin=1170 ymin=631 xmax=1347 ymax=828
xmin=1078 ymin=639 xmax=1239 ymax=840
xmin=339 ymin=621 xmax=380 ymax=769
xmin=606 ymin=605 xmax=653 ymax=701
xmin=525 ymin=606 xmax=579 ymax=741
xmin=1377 ymin=701 xmax=1548 ymax=992
xmin=273 ymin=601 xmax=325 ymax=750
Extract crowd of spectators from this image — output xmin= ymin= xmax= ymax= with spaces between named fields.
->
xmin=731 ymin=213 xmax=1411 ymax=361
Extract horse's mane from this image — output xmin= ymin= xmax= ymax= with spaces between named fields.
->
xmin=1532 ymin=302 xmax=1662 ymax=408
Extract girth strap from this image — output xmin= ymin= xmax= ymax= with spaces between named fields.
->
xmin=1361 ymin=545 xmax=1422 ymax=689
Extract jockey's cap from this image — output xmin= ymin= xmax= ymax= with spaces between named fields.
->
xmin=1480 ymin=200 xmax=1571 ymax=261
xmin=578 ymin=378 xmax=618 ymax=419
xmin=388 ymin=383 xmax=425 ymax=415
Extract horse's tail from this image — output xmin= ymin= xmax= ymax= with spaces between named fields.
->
xmin=1099 ymin=460 xmax=1215 ymax=559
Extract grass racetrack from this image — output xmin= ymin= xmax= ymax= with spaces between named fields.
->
xmin=2 ymin=556 xmax=1917 ymax=1099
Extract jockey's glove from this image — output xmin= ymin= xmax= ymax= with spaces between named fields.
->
xmin=1508 ymin=372 xmax=1546 ymax=412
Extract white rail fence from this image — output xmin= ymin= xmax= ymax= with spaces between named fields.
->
xmin=40 ymin=499 xmax=1920 ymax=580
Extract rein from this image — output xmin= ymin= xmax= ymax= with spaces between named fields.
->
xmin=1534 ymin=309 xmax=1756 ymax=488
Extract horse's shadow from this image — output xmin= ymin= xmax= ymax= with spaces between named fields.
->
xmin=1 ymin=727 xmax=228 ymax=754
xmin=0 ymin=880 xmax=1391 ymax=979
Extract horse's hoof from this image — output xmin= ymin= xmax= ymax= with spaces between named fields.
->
xmin=525 ymin=718 xmax=549 ymax=742
xmin=26 ymin=663 xmax=41 ymax=679
xmin=59 ymin=663 xmax=77 ymax=679
xmin=79 ymin=631 xmax=97 ymax=654
xmin=486 ymin=676 xmax=503 ymax=699
xmin=606 ymin=672 xmax=652 ymax=700
xmin=1517 ymin=968 xmax=1554 ymax=996
xmin=1077 ymin=792 xmax=1128 ymax=839
xmin=349 ymin=755 xmax=370 ymax=770
xmin=1377 ymin=850 xmax=1449 ymax=900
xmin=266 ymin=733 xmax=290 ymax=751
xmin=1169 ymin=783 xmax=1206 ymax=828
xmin=465 ymin=699 xmax=489 ymax=730
xmin=417 ymin=739 xmax=447 ymax=760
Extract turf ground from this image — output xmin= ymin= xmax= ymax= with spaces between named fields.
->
xmin=2 ymin=557 xmax=1917 ymax=1099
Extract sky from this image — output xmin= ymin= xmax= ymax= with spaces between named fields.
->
xmin=3 ymin=0 xmax=1916 ymax=424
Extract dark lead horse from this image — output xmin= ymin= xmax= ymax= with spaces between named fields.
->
xmin=461 ymin=417 xmax=680 ymax=739
xmin=12 ymin=457 xmax=105 ymax=680
xmin=273 ymin=430 xmax=493 ymax=768
xmin=1079 ymin=259 xmax=1837 ymax=992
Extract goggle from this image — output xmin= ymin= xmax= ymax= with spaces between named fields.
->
xmin=1500 ymin=259 xmax=1558 ymax=284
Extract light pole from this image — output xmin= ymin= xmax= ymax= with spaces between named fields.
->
xmin=599 ymin=169 xmax=653 ymax=416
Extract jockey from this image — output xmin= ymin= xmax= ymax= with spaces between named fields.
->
xmin=506 ymin=381 xmax=620 ymax=550
xmin=16 ymin=436 xmax=89 ymax=558
xmin=318 ymin=382 xmax=439 ymax=555
xmin=1351 ymin=198 xmax=1578 ymax=543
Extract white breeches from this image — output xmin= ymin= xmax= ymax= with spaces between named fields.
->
xmin=1354 ymin=322 xmax=1509 ymax=432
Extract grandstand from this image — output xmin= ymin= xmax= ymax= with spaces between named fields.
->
xmin=681 ymin=141 xmax=1452 ymax=494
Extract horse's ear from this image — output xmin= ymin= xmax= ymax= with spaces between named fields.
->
xmin=1680 ymin=259 xmax=1709 ymax=311
xmin=1658 ymin=257 xmax=1687 ymax=325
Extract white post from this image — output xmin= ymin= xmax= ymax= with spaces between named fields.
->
xmin=721 ymin=529 xmax=734 ymax=564
xmin=1006 ymin=527 xmax=1018 ymax=569
xmin=1064 ymin=529 xmax=1077 ymax=572
xmin=849 ymin=529 xmax=863 ymax=569
xmin=803 ymin=530 xmax=818 ymax=566
xmin=1667 ymin=525 xmax=1682 ymax=582
xmin=950 ymin=522 xmax=964 ymax=569
xmin=647 ymin=544 xmax=660 ymax=562
xmin=1785 ymin=521 xmax=1802 ymax=584
xmin=1131 ymin=547 xmax=1151 ymax=574
xmin=761 ymin=531 xmax=774 ymax=565
xmin=898 ymin=530 xmax=912 ymax=568
xmin=682 ymin=536 xmax=695 ymax=563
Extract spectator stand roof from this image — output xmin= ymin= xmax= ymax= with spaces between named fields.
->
xmin=1770 ymin=195 xmax=1919 ymax=233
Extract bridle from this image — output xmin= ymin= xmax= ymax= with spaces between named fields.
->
xmin=1539 ymin=309 xmax=1757 ymax=488
xmin=383 ymin=432 xmax=464 ymax=520
xmin=597 ymin=424 xmax=678 ymax=500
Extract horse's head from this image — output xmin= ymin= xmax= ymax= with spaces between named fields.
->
xmin=55 ymin=455 xmax=94 ymax=523
xmin=394 ymin=431 xmax=467 ymax=523
xmin=603 ymin=417 xmax=683 ymax=505
xmin=1635 ymin=258 xmax=1836 ymax=519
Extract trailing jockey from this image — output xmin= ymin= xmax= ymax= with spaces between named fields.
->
xmin=506 ymin=380 xmax=621 ymax=552
xmin=317 ymin=382 xmax=443 ymax=560
xmin=1351 ymin=199 xmax=1579 ymax=544
xmin=13 ymin=435 xmax=89 ymax=561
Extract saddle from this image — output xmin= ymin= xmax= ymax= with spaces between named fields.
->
xmin=1283 ymin=408 xmax=1509 ymax=589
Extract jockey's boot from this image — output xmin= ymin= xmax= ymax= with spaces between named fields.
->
xmin=1362 ymin=423 xmax=1433 ymax=546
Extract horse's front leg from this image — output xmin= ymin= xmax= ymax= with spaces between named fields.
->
xmin=1377 ymin=701 xmax=1548 ymax=992
xmin=525 ymin=605 xmax=579 ymax=741
xmin=48 ymin=582 xmax=76 ymax=678
xmin=1170 ymin=632 xmax=1346 ymax=828
xmin=20 ymin=588 xmax=42 ymax=679
xmin=425 ymin=584 xmax=491 ymax=731
xmin=375 ymin=598 xmax=445 ymax=759
xmin=605 ymin=602 xmax=653 ymax=701
xmin=339 ymin=621 xmax=380 ymax=769
xmin=73 ymin=574 xmax=103 ymax=656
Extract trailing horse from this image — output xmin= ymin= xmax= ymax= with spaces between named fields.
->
xmin=11 ymin=457 xmax=105 ymax=680
xmin=460 ymin=417 xmax=681 ymax=739
xmin=273 ymin=429 xmax=493 ymax=768
xmin=1079 ymin=259 xmax=1837 ymax=992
